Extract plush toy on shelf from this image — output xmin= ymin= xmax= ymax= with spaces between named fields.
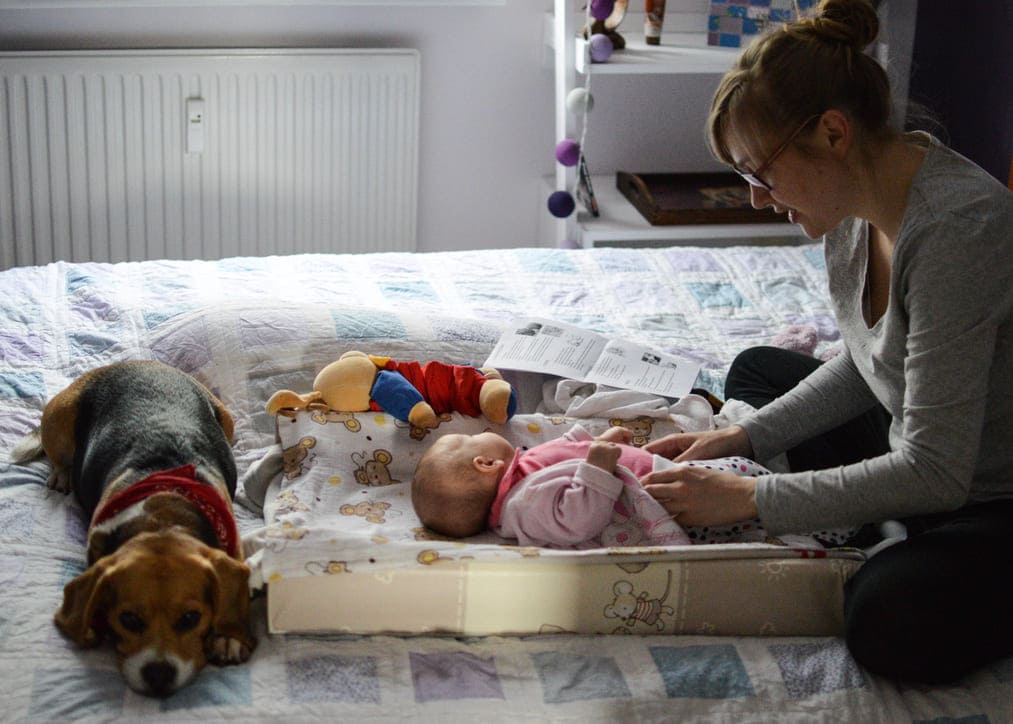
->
xmin=266 ymin=351 xmax=518 ymax=429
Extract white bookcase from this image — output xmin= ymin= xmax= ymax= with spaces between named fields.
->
xmin=548 ymin=0 xmax=915 ymax=248
xmin=549 ymin=1 xmax=801 ymax=248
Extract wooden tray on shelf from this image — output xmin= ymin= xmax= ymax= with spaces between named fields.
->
xmin=616 ymin=171 xmax=787 ymax=225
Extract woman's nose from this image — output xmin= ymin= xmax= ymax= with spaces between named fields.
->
xmin=749 ymin=185 xmax=773 ymax=209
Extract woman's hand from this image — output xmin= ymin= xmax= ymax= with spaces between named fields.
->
xmin=640 ymin=467 xmax=758 ymax=527
xmin=643 ymin=424 xmax=753 ymax=462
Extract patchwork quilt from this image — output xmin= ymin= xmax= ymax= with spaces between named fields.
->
xmin=1 ymin=245 xmax=1011 ymax=721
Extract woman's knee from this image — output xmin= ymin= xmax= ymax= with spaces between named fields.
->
xmin=843 ymin=533 xmax=1013 ymax=683
xmin=725 ymin=346 xmax=818 ymax=405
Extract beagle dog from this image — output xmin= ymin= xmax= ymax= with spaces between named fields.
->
xmin=11 ymin=360 xmax=256 ymax=697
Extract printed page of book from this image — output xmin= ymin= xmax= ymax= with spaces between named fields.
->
xmin=585 ymin=339 xmax=700 ymax=399
xmin=485 ymin=318 xmax=701 ymax=399
xmin=484 ymin=319 xmax=606 ymax=380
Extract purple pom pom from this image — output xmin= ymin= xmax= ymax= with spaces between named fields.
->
xmin=590 ymin=0 xmax=614 ymax=21
xmin=547 ymin=191 xmax=576 ymax=218
xmin=589 ymin=34 xmax=614 ymax=63
xmin=554 ymin=139 xmax=581 ymax=167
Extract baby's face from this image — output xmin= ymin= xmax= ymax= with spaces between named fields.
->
xmin=432 ymin=431 xmax=514 ymax=466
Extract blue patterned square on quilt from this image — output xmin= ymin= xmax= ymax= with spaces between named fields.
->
xmin=768 ymin=640 xmax=866 ymax=698
xmin=802 ymin=245 xmax=827 ymax=269
xmin=331 ymin=310 xmax=407 ymax=340
xmin=30 ymin=667 xmax=125 ymax=719
xmin=516 ymin=249 xmax=579 ymax=274
xmin=65 ymin=269 xmax=96 ymax=295
xmin=67 ymin=331 xmax=120 ymax=359
xmin=685 ymin=282 xmax=749 ymax=310
xmin=287 ymin=654 xmax=380 ymax=704
xmin=531 ymin=651 xmax=631 ymax=704
xmin=144 ymin=307 xmax=193 ymax=330
xmin=59 ymin=560 xmax=86 ymax=587
xmin=409 ymin=651 xmax=504 ymax=703
xmin=378 ymin=280 xmax=438 ymax=303
xmin=455 ymin=282 xmax=517 ymax=309
xmin=160 ymin=666 xmax=253 ymax=711
xmin=0 ymin=371 xmax=46 ymax=399
xmin=649 ymin=644 xmax=754 ymax=699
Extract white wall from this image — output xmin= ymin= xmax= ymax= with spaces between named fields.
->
xmin=0 ymin=2 xmax=557 ymax=253
xmin=0 ymin=1 xmax=917 ymax=254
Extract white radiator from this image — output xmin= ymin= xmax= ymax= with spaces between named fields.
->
xmin=0 ymin=49 xmax=419 ymax=269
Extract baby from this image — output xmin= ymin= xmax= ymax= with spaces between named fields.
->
xmin=413 ymin=423 xmax=856 ymax=549
xmin=411 ymin=423 xmax=698 ymax=548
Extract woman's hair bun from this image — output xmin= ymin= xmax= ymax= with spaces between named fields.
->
xmin=807 ymin=0 xmax=879 ymax=50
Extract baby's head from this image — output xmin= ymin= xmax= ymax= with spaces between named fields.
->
xmin=412 ymin=431 xmax=514 ymax=538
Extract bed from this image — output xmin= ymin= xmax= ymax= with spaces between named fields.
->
xmin=3 ymin=244 xmax=1011 ymax=721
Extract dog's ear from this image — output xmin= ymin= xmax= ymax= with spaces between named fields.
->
xmin=213 ymin=401 xmax=235 ymax=443
xmin=54 ymin=559 xmax=114 ymax=647
xmin=201 ymin=548 xmax=256 ymax=657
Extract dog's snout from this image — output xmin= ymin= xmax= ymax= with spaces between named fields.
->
xmin=141 ymin=661 xmax=178 ymax=697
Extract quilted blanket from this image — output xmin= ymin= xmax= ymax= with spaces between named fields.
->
xmin=2 ymin=245 xmax=1011 ymax=721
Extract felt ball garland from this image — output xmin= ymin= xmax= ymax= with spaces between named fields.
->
xmin=548 ymin=2 xmax=612 ymax=230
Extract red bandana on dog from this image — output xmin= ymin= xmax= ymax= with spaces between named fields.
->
xmin=90 ymin=465 xmax=240 ymax=558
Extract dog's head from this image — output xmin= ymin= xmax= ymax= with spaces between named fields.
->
xmin=55 ymin=530 xmax=253 ymax=697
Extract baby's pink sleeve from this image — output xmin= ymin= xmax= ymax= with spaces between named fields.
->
xmin=498 ymin=462 xmax=623 ymax=547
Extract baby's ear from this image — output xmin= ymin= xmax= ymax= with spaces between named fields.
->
xmin=471 ymin=456 xmax=504 ymax=475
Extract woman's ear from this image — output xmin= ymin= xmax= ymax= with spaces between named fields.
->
xmin=819 ymin=109 xmax=852 ymax=159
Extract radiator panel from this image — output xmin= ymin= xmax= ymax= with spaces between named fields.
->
xmin=0 ymin=49 xmax=419 ymax=268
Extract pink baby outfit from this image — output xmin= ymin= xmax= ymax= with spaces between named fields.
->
xmin=488 ymin=424 xmax=690 ymax=549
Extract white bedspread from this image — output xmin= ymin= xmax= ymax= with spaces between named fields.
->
xmin=2 ymin=245 xmax=1009 ymax=721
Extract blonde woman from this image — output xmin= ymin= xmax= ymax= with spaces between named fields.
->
xmin=641 ymin=0 xmax=1013 ymax=683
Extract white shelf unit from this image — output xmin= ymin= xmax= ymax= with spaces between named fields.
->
xmin=576 ymin=174 xmax=800 ymax=246
xmin=550 ymin=2 xmax=801 ymax=248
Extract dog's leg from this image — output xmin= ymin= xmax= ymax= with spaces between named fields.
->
xmin=38 ymin=375 xmax=90 ymax=494
xmin=202 ymin=550 xmax=257 ymax=666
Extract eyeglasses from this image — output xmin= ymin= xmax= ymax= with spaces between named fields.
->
xmin=733 ymin=114 xmax=821 ymax=191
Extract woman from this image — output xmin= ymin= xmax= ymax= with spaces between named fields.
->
xmin=640 ymin=0 xmax=1013 ymax=683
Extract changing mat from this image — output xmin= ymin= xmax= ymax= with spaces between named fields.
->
xmin=246 ymin=409 xmax=865 ymax=637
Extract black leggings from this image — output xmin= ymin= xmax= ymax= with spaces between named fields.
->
xmin=726 ymin=346 xmax=1013 ymax=683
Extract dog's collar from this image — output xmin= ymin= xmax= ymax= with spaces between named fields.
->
xmin=90 ymin=465 xmax=240 ymax=558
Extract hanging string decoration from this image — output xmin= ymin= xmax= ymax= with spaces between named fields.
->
xmin=547 ymin=0 xmax=615 ymax=224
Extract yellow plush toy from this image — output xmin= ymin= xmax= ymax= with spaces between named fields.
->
xmin=266 ymin=351 xmax=517 ymax=429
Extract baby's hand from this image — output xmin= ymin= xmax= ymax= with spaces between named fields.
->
xmin=587 ymin=441 xmax=622 ymax=472
xmin=597 ymin=426 xmax=632 ymax=444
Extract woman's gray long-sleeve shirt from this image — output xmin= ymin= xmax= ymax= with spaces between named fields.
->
xmin=744 ymin=134 xmax=1013 ymax=534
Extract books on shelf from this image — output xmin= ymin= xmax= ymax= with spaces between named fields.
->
xmin=484 ymin=318 xmax=700 ymax=399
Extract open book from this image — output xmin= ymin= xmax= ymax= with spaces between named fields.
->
xmin=484 ymin=318 xmax=701 ymax=399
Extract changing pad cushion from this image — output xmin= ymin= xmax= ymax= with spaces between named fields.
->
xmin=250 ymin=410 xmax=864 ymax=637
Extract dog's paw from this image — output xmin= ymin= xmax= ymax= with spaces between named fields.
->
xmin=47 ymin=468 xmax=72 ymax=494
xmin=207 ymin=634 xmax=255 ymax=666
